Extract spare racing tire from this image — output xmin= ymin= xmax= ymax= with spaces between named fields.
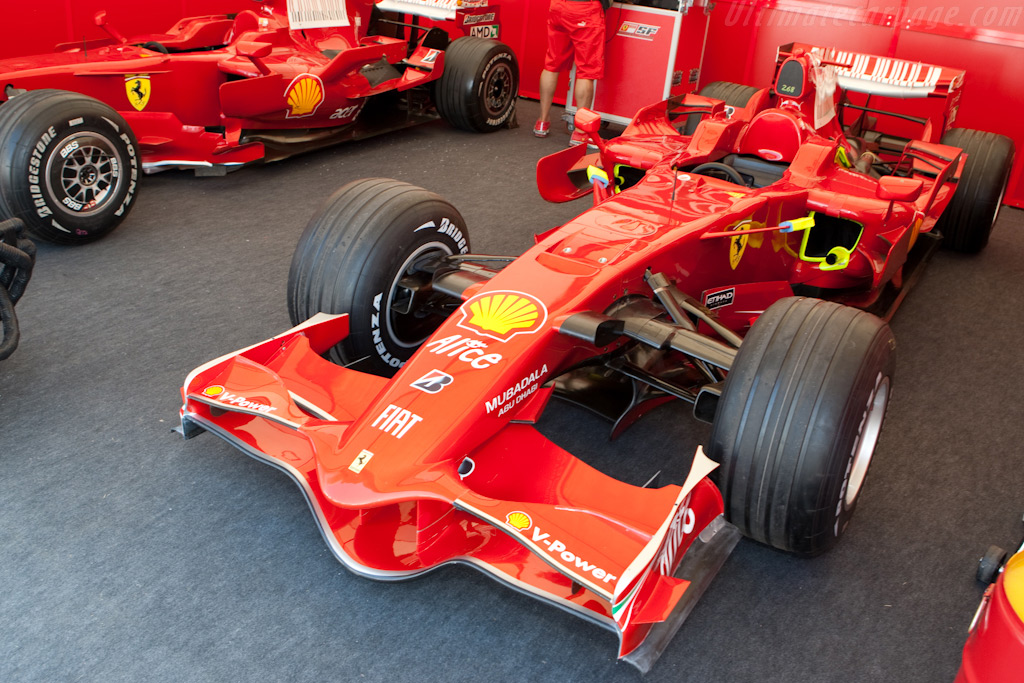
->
xmin=934 ymin=128 xmax=1014 ymax=254
xmin=287 ymin=178 xmax=470 ymax=376
xmin=684 ymin=81 xmax=760 ymax=135
xmin=708 ymin=297 xmax=895 ymax=556
xmin=435 ymin=37 xmax=518 ymax=133
xmin=0 ymin=90 xmax=139 ymax=245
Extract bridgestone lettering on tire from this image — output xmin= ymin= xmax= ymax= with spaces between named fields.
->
xmin=436 ymin=37 xmax=518 ymax=133
xmin=0 ymin=90 xmax=139 ymax=245
xmin=708 ymin=297 xmax=895 ymax=556
xmin=934 ymin=128 xmax=1014 ymax=254
xmin=287 ymin=178 xmax=470 ymax=377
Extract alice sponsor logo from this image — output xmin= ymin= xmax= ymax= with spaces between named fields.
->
xmin=424 ymin=334 xmax=503 ymax=369
xmin=202 ymin=385 xmax=277 ymax=414
xmin=485 ymin=364 xmax=547 ymax=416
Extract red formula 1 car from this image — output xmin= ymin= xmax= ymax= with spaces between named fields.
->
xmin=0 ymin=0 xmax=517 ymax=245
xmin=956 ymin=521 xmax=1024 ymax=682
xmin=178 ymin=45 xmax=1012 ymax=669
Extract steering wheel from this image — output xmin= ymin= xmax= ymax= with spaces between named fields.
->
xmin=690 ymin=162 xmax=746 ymax=186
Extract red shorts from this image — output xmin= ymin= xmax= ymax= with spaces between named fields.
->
xmin=544 ymin=0 xmax=606 ymax=80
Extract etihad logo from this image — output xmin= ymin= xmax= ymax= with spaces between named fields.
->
xmin=202 ymin=385 xmax=277 ymax=414
xmin=285 ymin=74 xmax=325 ymax=118
xmin=457 ymin=291 xmax=548 ymax=342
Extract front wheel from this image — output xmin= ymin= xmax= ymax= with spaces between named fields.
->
xmin=0 ymin=90 xmax=140 ymax=245
xmin=287 ymin=178 xmax=470 ymax=376
xmin=436 ymin=37 xmax=518 ymax=133
xmin=708 ymin=297 xmax=895 ymax=556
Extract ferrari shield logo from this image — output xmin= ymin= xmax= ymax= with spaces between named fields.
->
xmin=125 ymin=75 xmax=151 ymax=111
xmin=729 ymin=232 xmax=748 ymax=270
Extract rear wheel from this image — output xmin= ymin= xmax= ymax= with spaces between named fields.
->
xmin=935 ymin=128 xmax=1014 ymax=253
xmin=0 ymin=90 xmax=139 ymax=245
xmin=708 ymin=297 xmax=895 ymax=556
xmin=684 ymin=81 xmax=760 ymax=135
xmin=287 ymin=178 xmax=469 ymax=376
xmin=436 ymin=37 xmax=518 ymax=133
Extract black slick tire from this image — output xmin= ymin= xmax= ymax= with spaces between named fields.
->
xmin=977 ymin=545 xmax=1008 ymax=584
xmin=435 ymin=37 xmax=518 ymax=133
xmin=0 ymin=90 xmax=139 ymax=245
xmin=685 ymin=81 xmax=759 ymax=134
xmin=708 ymin=297 xmax=896 ymax=556
xmin=287 ymin=178 xmax=470 ymax=377
xmin=935 ymin=128 xmax=1014 ymax=254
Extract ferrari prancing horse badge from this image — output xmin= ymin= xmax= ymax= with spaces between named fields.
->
xmin=125 ymin=74 xmax=151 ymax=111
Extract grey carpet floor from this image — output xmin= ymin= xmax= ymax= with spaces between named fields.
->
xmin=2 ymin=98 xmax=1022 ymax=682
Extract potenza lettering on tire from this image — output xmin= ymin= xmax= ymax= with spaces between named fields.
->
xmin=287 ymin=178 xmax=471 ymax=377
xmin=0 ymin=90 xmax=140 ymax=245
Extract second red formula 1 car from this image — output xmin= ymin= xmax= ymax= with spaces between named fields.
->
xmin=0 ymin=0 xmax=517 ymax=245
xmin=178 ymin=44 xmax=1012 ymax=669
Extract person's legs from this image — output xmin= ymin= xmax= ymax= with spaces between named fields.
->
xmin=538 ymin=69 xmax=560 ymax=124
xmin=574 ymin=77 xmax=595 ymax=111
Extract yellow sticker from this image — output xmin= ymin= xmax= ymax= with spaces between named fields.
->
xmin=729 ymin=226 xmax=749 ymax=270
xmin=348 ymin=449 xmax=374 ymax=474
xmin=125 ymin=75 xmax=151 ymax=111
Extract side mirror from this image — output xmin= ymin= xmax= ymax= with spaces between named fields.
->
xmin=574 ymin=108 xmax=602 ymax=136
xmin=235 ymin=41 xmax=273 ymax=75
xmin=236 ymin=41 xmax=273 ymax=60
xmin=94 ymin=11 xmax=127 ymax=43
xmin=877 ymin=176 xmax=923 ymax=202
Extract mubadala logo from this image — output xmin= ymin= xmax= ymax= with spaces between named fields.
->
xmin=485 ymin=364 xmax=547 ymax=416
xmin=704 ymin=288 xmax=735 ymax=310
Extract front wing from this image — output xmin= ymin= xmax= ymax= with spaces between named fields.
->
xmin=178 ymin=314 xmax=740 ymax=670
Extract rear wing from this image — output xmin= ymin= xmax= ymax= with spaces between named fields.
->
xmin=782 ymin=42 xmax=964 ymax=100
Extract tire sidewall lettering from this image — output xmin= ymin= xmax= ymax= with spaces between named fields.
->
xmin=364 ymin=219 xmax=465 ymax=370
xmin=480 ymin=52 xmax=515 ymax=127
xmin=24 ymin=114 xmax=137 ymax=234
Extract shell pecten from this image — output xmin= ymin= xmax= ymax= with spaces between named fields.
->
xmin=506 ymin=511 xmax=532 ymax=531
xmin=285 ymin=74 xmax=325 ymax=118
xmin=467 ymin=294 xmax=539 ymax=335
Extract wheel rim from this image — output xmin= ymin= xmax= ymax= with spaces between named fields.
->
xmin=385 ymin=241 xmax=454 ymax=349
xmin=483 ymin=62 xmax=514 ymax=118
xmin=45 ymin=132 xmax=124 ymax=217
xmin=845 ymin=372 xmax=890 ymax=508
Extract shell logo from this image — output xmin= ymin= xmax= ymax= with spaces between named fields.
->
xmin=457 ymin=291 xmax=548 ymax=342
xmin=203 ymin=385 xmax=225 ymax=397
xmin=285 ymin=74 xmax=325 ymax=118
xmin=506 ymin=511 xmax=532 ymax=531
